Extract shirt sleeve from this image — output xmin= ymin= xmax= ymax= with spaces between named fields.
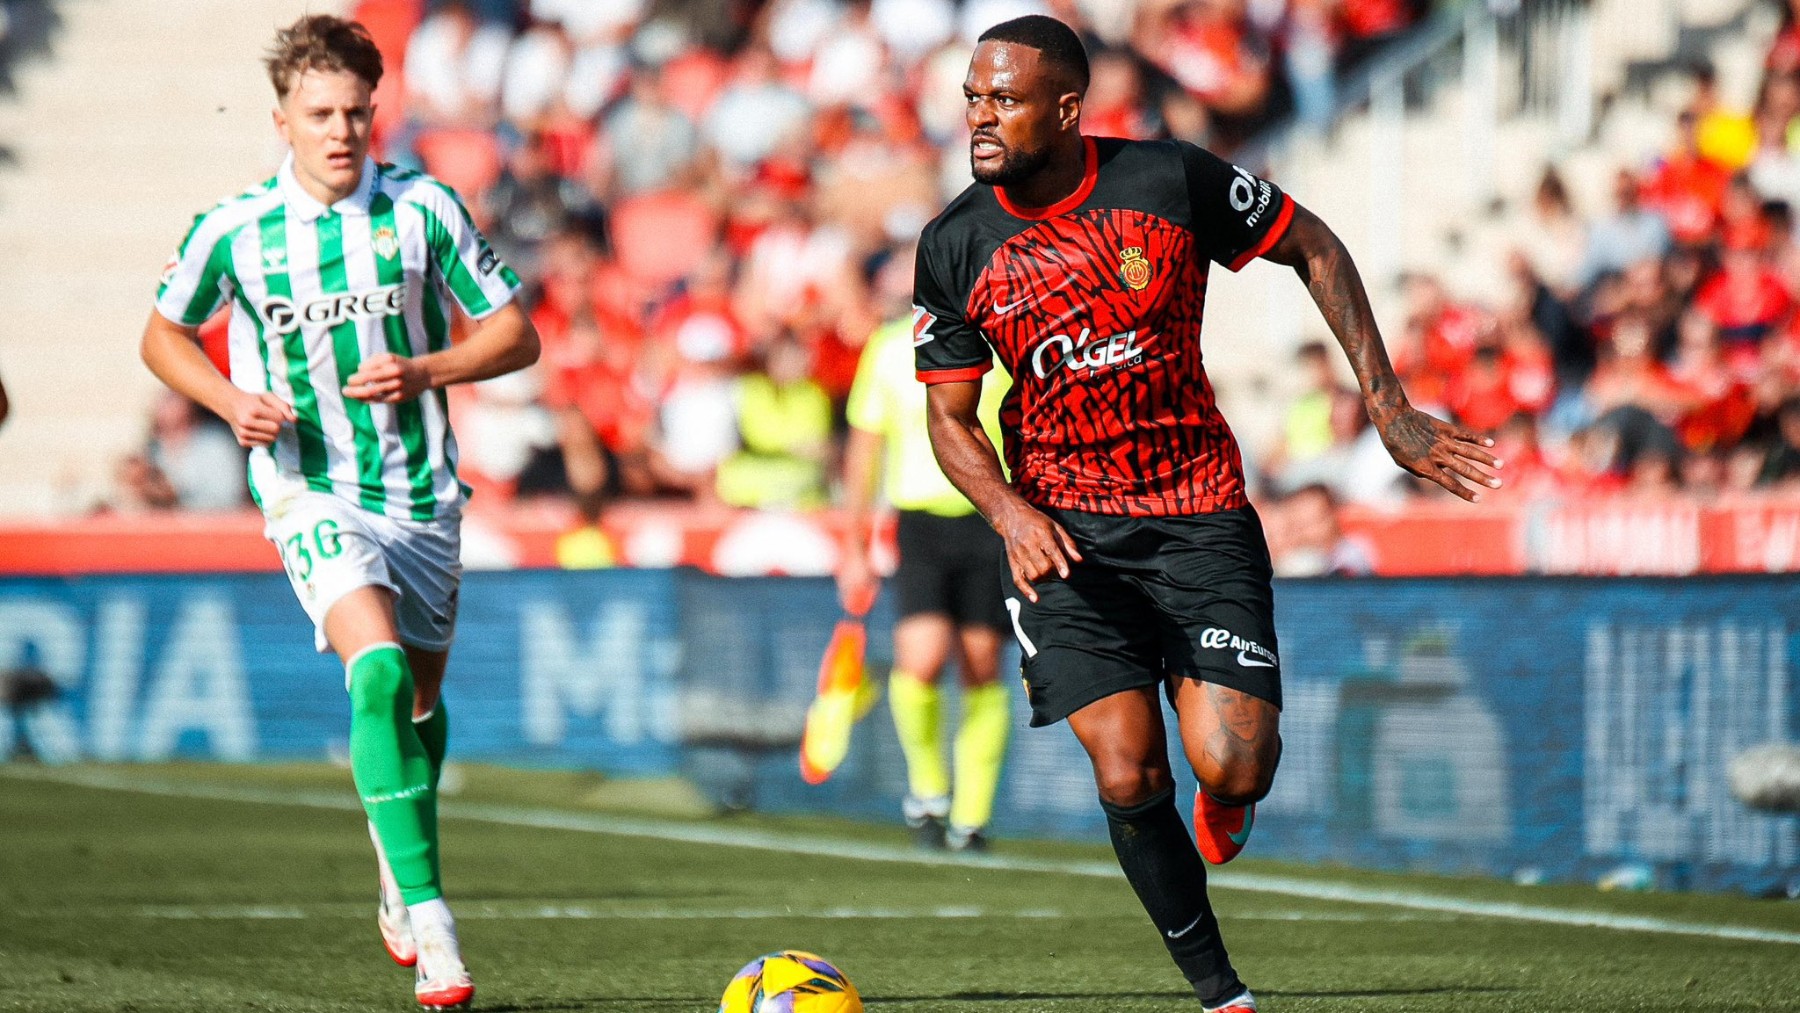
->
xmin=418 ymin=185 xmax=522 ymax=319
xmin=154 ymin=211 xmax=237 ymax=327
xmin=912 ymin=235 xmax=993 ymax=384
xmin=1181 ymin=141 xmax=1295 ymax=272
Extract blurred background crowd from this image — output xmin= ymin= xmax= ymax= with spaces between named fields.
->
xmin=106 ymin=0 xmax=1800 ymax=576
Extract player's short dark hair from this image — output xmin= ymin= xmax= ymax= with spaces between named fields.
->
xmin=265 ymin=15 xmax=384 ymax=100
xmin=978 ymin=15 xmax=1090 ymax=95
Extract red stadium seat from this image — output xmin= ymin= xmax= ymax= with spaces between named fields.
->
xmin=659 ymin=49 xmax=730 ymax=122
xmin=414 ymin=128 xmax=505 ymax=201
xmin=609 ymin=190 xmax=720 ymax=290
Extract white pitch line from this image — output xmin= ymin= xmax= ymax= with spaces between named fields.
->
xmin=105 ymin=903 xmax=1442 ymax=923
xmin=6 ymin=766 xmax=1797 ymax=947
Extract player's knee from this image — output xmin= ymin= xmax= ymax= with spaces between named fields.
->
xmin=1093 ymin=761 xmax=1172 ymax=808
xmin=346 ymin=645 xmax=412 ymax=718
xmin=1204 ymin=762 xmax=1276 ymax=807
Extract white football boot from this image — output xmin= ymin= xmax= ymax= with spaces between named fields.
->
xmin=413 ymin=916 xmax=475 ymax=1010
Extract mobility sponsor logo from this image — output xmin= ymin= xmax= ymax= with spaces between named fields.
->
xmin=259 ymin=285 xmax=406 ymax=335
xmin=1229 ymin=165 xmax=1276 ymax=230
xmin=1030 ymin=327 xmax=1144 ymax=379
xmin=1200 ymin=626 xmax=1277 ymax=668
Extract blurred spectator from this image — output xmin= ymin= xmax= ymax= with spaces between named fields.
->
xmin=1687 ymin=60 xmax=1756 ymax=171
xmin=109 ymin=454 xmax=177 ymax=514
xmin=1578 ymin=170 xmax=1672 ymax=289
xmin=1280 ymin=0 xmax=1338 ymax=129
xmin=1587 ymin=313 xmax=1695 ymax=428
xmin=716 ymin=333 xmax=833 ymax=509
xmin=1274 ymin=340 xmax=1347 ymax=468
xmin=1759 ymin=396 xmax=1800 ymax=484
xmin=1641 ymin=109 xmax=1732 ymax=247
xmin=1335 ymin=0 xmax=1422 ymax=74
xmin=404 ymin=0 xmax=509 ymax=127
xmin=482 ymin=131 xmax=599 ymax=278
xmin=1625 ymin=444 xmax=1684 ymax=500
xmin=145 ymin=392 xmax=245 ymax=511
xmin=1269 ymin=483 xmax=1375 ymax=577
xmin=1694 ymin=242 xmax=1794 ymax=352
xmin=601 ymin=65 xmax=702 ymax=196
xmin=1448 ymin=345 xmax=1520 ymax=434
xmin=1749 ymin=72 xmax=1800 ymax=207
xmin=1141 ymin=0 xmax=1273 ymax=148
xmin=1083 ymin=49 xmax=1159 ymax=140
xmin=1515 ymin=168 xmax=1587 ymax=297
xmin=704 ymin=46 xmax=811 ymax=173
xmin=1396 ymin=272 xmax=1486 ymax=405
xmin=499 ymin=16 xmax=572 ymax=127
xmin=1669 ymin=309 xmax=1757 ymax=453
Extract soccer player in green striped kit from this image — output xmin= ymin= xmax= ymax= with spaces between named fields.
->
xmin=140 ymin=16 xmax=538 ymax=1009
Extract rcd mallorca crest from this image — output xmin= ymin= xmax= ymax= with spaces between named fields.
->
xmin=1120 ymin=247 xmax=1152 ymax=291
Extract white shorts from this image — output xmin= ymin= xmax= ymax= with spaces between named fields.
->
xmin=263 ymin=492 xmax=463 ymax=654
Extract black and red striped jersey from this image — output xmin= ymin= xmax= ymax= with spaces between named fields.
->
xmin=913 ymin=135 xmax=1294 ymax=517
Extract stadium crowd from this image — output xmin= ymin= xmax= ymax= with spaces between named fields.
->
xmin=132 ymin=0 xmax=1800 ymax=571
xmin=1254 ymin=9 xmax=1800 ymax=563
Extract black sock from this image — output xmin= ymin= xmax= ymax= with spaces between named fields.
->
xmin=1101 ymin=788 xmax=1244 ymax=1007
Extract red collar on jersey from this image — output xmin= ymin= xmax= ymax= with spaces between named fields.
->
xmin=996 ymin=135 xmax=1098 ymax=221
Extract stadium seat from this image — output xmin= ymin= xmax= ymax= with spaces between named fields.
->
xmin=609 ymin=190 xmax=721 ymax=291
xmin=415 ymin=127 xmax=505 ymax=201
xmin=659 ymin=49 xmax=730 ymax=123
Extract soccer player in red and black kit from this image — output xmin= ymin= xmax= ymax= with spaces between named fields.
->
xmin=914 ymin=16 xmax=1503 ymax=1013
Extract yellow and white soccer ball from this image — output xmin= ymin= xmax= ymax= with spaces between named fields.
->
xmin=718 ymin=950 xmax=862 ymax=1013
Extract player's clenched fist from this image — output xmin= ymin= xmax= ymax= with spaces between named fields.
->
xmin=343 ymin=352 xmax=429 ymax=404
xmin=993 ymin=500 xmax=1083 ymax=601
xmin=225 ymin=390 xmax=296 ymax=447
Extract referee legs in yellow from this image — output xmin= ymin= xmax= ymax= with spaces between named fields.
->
xmin=889 ymin=616 xmax=1010 ymax=851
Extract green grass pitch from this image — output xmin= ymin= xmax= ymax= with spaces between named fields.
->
xmin=1 ymin=763 xmax=1795 ymax=1012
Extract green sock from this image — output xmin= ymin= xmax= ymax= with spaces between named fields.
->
xmin=951 ymin=681 xmax=1010 ymax=830
xmin=347 ymin=644 xmax=440 ymax=905
xmin=413 ymin=698 xmax=448 ymax=790
xmin=889 ymin=671 xmax=949 ymax=800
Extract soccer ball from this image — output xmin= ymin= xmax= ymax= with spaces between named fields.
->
xmin=718 ymin=950 xmax=862 ymax=1013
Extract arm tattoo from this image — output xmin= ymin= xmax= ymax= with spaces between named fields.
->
xmin=1293 ymin=216 xmax=1407 ymax=421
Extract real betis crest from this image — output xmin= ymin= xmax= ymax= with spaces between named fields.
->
xmin=372 ymin=225 xmax=400 ymax=260
xmin=1120 ymin=246 xmax=1152 ymax=291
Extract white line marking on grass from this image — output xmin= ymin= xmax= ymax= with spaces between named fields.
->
xmin=112 ymin=903 xmax=1435 ymax=923
xmin=8 ymin=766 xmax=1797 ymax=947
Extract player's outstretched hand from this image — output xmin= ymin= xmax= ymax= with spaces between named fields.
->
xmin=343 ymin=353 xmax=429 ymax=404
xmin=225 ymin=391 xmax=295 ymax=447
xmin=1375 ymin=404 xmax=1503 ymax=502
xmin=994 ymin=500 xmax=1083 ymax=602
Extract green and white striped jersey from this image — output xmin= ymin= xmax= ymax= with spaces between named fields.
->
xmin=154 ymin=155 xmax=521 ymax=521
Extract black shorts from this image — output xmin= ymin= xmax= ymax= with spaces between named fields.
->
xmin=1004 ymin=505 xmax=1282 ymax=727
xmin=894 ymin=510 xmax=1009 ymax=631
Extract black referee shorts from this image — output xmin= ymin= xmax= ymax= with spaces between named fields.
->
xmin=894 ymin=510 xmax=1009 ymax=631
xmin=1003 ymin=505 xmax=1282 ymax=727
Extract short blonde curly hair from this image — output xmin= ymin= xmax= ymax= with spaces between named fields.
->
xmin=264 ymin=15 xmax=383 ymax=100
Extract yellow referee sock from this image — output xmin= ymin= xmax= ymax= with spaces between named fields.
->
xmin=888 ymin=671 xmax=949 ymax=801
xmin=951 ymin=681 xmax=1010 ymax=830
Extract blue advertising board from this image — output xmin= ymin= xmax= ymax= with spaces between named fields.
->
xmin=0 ymin=571 xmax=1794 ymax=894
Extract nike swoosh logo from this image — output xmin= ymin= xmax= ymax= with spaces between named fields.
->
xmin=1236 ymin=651 xmax=1275 ymax=668
xmin=1165 ymin=913 xmax=1204 ymax=939
xmin=1227 ymin=806 xmax=1255 ymax=846
xmin=993 ymin=278 xmax=1073 ymax=316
